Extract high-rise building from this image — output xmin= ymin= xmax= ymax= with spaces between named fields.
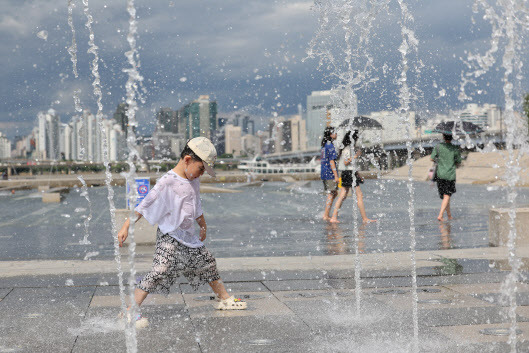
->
xmin=113 ymin=103 xmax=129 ymax=137
xmin=241 ymin=134 xmax=261 ymax=156
xmin=454 ymin=103 xmax=502 ymax=129
xmin=156 ymin=108 xmax=178 ymax=133
xmin=0 ymin=132 xmax=11 ymax=159
xmin=306 ymin=91 xmax=333 ymax=148
xmin=224 ymin=124 xmax=242 ymax=156
xmin=152 ymin=130 xmax=185 ymax=159
xmin=178 ymin=95 xmax=217 ymax=141
xmin=35 ymin=109 xmax=60 ymax=160
xmin=217 ymin=117 xmax=228 ymax=129
xmin=242 ymin=116 xmax=255 ymax=135
xmin=362 ymin=110 xmax=416 ymax=144
xmin=288 ymin=115 xmax=307 ymax=151
xmin=268 ymin=115 xmax=307 ymax=153
xmin=13 ymin=135 xmax=32 ymax=158
xmin=268 ymin=117 xmax=290 ymax=153
xmin=60 ymin=123 xmax=72 ymax=160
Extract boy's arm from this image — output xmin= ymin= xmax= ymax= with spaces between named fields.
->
xmin=430 ymin=146 xmax=437 ymax=161
xmin=196 ymin=214 xmax=207 ymax=241
xmin=117 ymin=211 xmax=143 ymax=247
xmin=329 ymin=159 xmax=339 ymax=182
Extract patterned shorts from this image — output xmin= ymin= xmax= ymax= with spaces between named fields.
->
xmin=137 ymin=229 xmax=221 ymax=295
xmin=322 ymin=179 xmax=338 ymax=193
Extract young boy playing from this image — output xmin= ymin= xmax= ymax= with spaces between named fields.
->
xmin=118 ymin=137 xmax=247 ymax=328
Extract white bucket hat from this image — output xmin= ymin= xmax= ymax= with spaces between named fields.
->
xmin=187 ymin=137 xmax=217 ymax=177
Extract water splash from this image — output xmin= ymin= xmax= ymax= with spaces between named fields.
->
xmin=308 ymin=0 xmax=392 ymax=317
xmin=395 ymin=0 xmax=419 ymax=351
xmin=67 ymin=0 xmax=78 ymax=78
xmin=80 ymin=0 xmax=131 ymax=349
xmin=36 ymin=30 xmax=48 ymax=41
xmin=121 ymin=0 xmax=146 ymax=350
xmin=463 ymin=2 xmax=529 ymax=351
xmin=499 ymin=2 xmax=524 ymax=351
xmin=76 ymin=175 xmax=92 ymax=245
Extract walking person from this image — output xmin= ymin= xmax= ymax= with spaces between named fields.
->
xmin=431 ymin=133 xmax=462 ymax=221
xmin=330 ymin=130 xmax=376 ymax=224
xmin=320 ymin=127 xmax=339 ymax=221
xmin=118 ymin=137 xmax=247 ymax=329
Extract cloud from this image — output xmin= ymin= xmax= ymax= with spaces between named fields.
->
xmin=0 ymin=0 xmax=527 ymax=140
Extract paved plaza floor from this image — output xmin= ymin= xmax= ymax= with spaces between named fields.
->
xmin=2 ymin=247 xmax=529 ymax=352
xmin=2 ymin=182 xmax=529 ymax=351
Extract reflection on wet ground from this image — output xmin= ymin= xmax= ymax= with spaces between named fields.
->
xmin=0 ymin=180 xmax=528 ymax=260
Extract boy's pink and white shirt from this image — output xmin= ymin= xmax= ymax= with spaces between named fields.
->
xmin=135 ymin=170 xmax=204 ymax=248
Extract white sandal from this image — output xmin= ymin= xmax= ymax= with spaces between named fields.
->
xmin=119 ymin=311 xmax=149 ymax=329
xmin=213 ymin=296 xmax=248 ymax=310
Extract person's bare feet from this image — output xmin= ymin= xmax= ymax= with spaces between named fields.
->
xmin=363 ymin=218 xmax=377 ymax=223
xmin=330 ymin=217 xmax=340 ymax=223
xmin=323 ymin=216 xmax=331 ymax=221
xmin=437 ymin=216 xmax=444 ymax=222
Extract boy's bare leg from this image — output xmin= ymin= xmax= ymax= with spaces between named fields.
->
xmin=438 ymin=195 xmax=450 ymax=221
xmin=323 ymin=192 xmax=336 ymax=221
xmin=209 ymin=279 xmax=230 ymax=300
xmin=121 ymin=288 xmax=148 ymax=317
xmin=134 ymin=288 xmax=149 ymax=307
xmin=446 ymin=198 xmax=453 ymax=220
xmin=330 ymin=188 xmax=349 ymax=223
xmin=356 ymin=187 xmax=376 ymax=223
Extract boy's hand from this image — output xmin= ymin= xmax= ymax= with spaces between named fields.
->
xmin=199 ymin=226 xmax=207 ymax=241
xmin=118 ymin=227 xmax=128 ymax=247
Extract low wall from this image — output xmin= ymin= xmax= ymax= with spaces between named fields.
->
xmin=115 ymin=209 xmax=157 ymax=246
xmin=489 ymin=207 xmax=529 ymax=247
xmin=0 ymin=172 xmax=322 ymax=190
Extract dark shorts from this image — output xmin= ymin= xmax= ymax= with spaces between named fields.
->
xmin=437 ymin=179 xmax=456 ymax=199
xmin=322 ymin=179 xmax=338 ymax=193
xmin=341 ymin=170 xmax=362 ymax=188
xmin=138 ymin=229 xmax=221 ymax=295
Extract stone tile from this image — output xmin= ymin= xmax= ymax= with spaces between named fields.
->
xmin=373 ymin=286 xmax=495 ymax=312
xmin=182 ymin=291 xmax=292 ymax=319
xmin=221 ymin=269 xmax=327 ymax=282
xmin=0 ymin=273 xmax=123 ymax=288
xmin=273 ymin=289 xmax=352 ymax=302
xmin=192 ymin=315 xmax=313 ymax=353
xmin=432 ymin=321 xmax=529 ymax=346
xmin=418 ymin=272 xmax=507 ymax=287
xmin=179 ymin=280 xmax=267 ymax=294
xmin=262 ymin=278 xmax=353 ymax=291
xmin=442 ymin=282 xmax=504 ymax=295
xmin=473 ymin=292 xmax=529 ymax=306
xmin=0 ymin=288 xmax=12 ymax=301
xmin=0 ymin=287 xmax=94 ymax=353
xmin=93 ymin=284 xmax=138 ymax=296
xmin=363 ymin=276 xmax=412 ymax=288
xmin=90 ymin=292 xmax=183 ymax=307
xmin=419 ymin=306 xmax=529 ymax=327
xmin=4 ymin=286 xmax=95 ymax=305
xmin=72 ymin=305 xmax=201 ymax=352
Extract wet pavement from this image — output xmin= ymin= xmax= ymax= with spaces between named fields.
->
xmin=2 ymin=179 xmax=529 ymax=352
xmin=2 ymin=255 xmax=529 ymax=353
xmin=1 ymin=180 xmax=528 ymax=261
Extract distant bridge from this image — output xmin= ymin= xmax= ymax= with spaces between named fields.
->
xmin=260 ymin=130 xmax=505 ymax=166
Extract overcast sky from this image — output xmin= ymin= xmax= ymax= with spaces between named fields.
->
xmin=1 ymin=0 xmax=527 ymax=139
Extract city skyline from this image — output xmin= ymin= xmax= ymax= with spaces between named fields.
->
xmin=1 ymin=1 xmax=528 ymax=141
xmin=3 ymin=96 xmax=516 ymax=161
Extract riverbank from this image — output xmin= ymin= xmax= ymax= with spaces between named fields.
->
xmin=384 ymin=150 xmax=529 ymax=187
xmin=0 ymin=171 xmax=322 ymax=190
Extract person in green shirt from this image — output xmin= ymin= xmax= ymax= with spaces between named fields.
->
xmin=431 ymin=133 xmax=462 ymax=221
